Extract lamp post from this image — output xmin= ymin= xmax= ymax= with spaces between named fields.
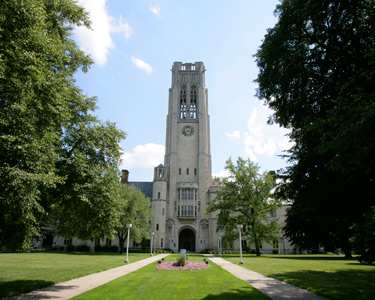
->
xmin=150 ymin=232 xmax=154 ymax=256
xmin=125 ymin=224 xmax=132 ymax=263
xmin=237 ymin=224 xmax=244 ymax=264
xmin=153 ymin=235 xmax=157 ymax=255
xmin=218 ymin=232 xmax=223 ymax=257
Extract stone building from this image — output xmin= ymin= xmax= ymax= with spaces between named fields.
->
xmin=149 ymin=61 xmax=219 ymax=253
xmin=128 ymin=62 xmax=293 ymax=254
xmin=36 ymin=61 xmax=293 ymax=254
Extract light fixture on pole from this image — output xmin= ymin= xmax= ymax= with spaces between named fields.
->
xmin=218 ymin=231 xmax=223 ymax=257
xmin=153 ymin=234 xmax=157 ymax=255
xmin=237 ymin=224 xmax=244 ymax=264
xmin=150 ymin=232 xmax=154 ymax=256
xmin=124 ymin=224 xmax=132 ymax=263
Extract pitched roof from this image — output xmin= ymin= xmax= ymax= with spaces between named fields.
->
xmin=128 ymin=181 xmax=153 ymax=199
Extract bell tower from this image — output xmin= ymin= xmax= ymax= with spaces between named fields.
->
xmin=152 ymin=62 xmax=214 ymax=252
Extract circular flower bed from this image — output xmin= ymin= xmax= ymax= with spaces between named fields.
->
xmin=156 ymin=261 xmax=209 ymax=271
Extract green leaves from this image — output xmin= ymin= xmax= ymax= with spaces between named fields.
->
xmin=255 ymin=0 xmax=375 ymax=256
xmin=208 ymin=158 xmax=281 ymax=256
xmin=0 ymin=0 xmax=124 ymax=251
xmin=115 ymin=185 xmax=152 ymax=253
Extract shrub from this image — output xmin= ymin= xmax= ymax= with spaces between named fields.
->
xmin=109 ymin=245 xmax=119 ymax=253
xmin=76 ymin=245 xmax=90 ymax=252
xmin=46 ymin=246 xmax=58 ymax=251
xmin=66 ymin=244 xmax=75 ymax=252
xmin=200 ymin=249 xmax=214 ymax=254
xmin=176 ymin=256 xmax=186 ymax=266
xmin=243 ymin=246 xmax=251 ymax=253
xmin=101 ymin=245 xmax=110 ymax=252
xmin=272 ymin=249 xmax=279 ymax=254
xmin=358 ymin=252 xmax=375 ymax=265
xmin=94 ymin=245 xmax=102 ymax=252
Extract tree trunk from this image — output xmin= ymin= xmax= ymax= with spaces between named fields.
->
xmin=343 ymin=243 xmax=352 ymax=258
xmin=255 ymin=240 xmax=261 ymax=256
xmin=340 ymin=233 xmax=353 ymax=258
xmin=118 ymin=231 xmax=127 ymax=254
xmin=119 ymin=237 xmax=125 ymax=254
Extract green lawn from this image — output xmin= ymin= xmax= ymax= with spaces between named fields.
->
xmin=73 ymin=254 xmax=270 ymax=300
xmin=223 ymin=254 xmax=375 ymax=300
xmin=0 ymin=251 xmax=150 ymax=299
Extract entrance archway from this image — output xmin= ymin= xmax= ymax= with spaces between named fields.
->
xmin=178 ymin=228 xmax=195 ymax=252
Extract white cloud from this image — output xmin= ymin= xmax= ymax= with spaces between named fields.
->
xmin=244 ymin=146 xmax=258 ymax=162
xmin=149 ymin=2 xmax=161 ymax=16
xmin=121 ymin=143 xmax=165 ymax=169
xmin=212 ymin=169 xmax=231 ymax=179
xmin=74 ymin=0 xmax=133 ymax=67
xmin=226 ymin=130 xmax=241 ymax=142
xmin=243 ymin=102 xmax=292 ymax=162
xmin=131 ymin=57 xmax=153 ymax=74
xmin=111 ymin=15 xmax=133 ymax=39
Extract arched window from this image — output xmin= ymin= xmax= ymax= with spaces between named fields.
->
xmin=180 ymin=86 xmax=187 ymax=119
xmin=190 ymin=86 xmax=197 ymax=119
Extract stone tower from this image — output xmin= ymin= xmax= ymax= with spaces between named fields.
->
xmin=151 ymin=62 xmax=217 ymax=253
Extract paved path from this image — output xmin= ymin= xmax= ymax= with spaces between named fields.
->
xmin=204 ymin=255 xmax=328 ymax=300
xmin=7 ymin=253 xmax=170 ymax=300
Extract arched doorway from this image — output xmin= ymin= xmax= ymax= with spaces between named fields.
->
xmin=179 ymin=228 xmax=195 ymax=252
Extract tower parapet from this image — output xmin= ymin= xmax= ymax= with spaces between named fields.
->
xmin=171 ymin=62 xmax=206 ymax=87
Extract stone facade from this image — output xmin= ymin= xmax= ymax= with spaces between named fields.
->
xmin=150 ymin=62 xmax=219 ymax=253
xmin=149 ymin=62 xmax=294 ymax=254
xmin=35 ymin=61 xmax=295 ymax=254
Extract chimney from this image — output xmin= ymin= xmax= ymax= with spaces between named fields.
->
xmin=121 ymin=169 xmax=129 ymax=184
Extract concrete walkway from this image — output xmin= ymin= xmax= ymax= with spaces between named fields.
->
xmin=7 ymin=253 xmax=170 ymax=300
xmin=204 ymin=255 xmax=328 ymax=300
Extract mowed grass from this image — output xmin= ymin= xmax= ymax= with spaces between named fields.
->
xmin=0 ymin=252 xmax=150 ymax=299
xmin=223 ymin=254 xmax=375 ymax=300
xmin=73 ymin=254 xmax=270 ymax=300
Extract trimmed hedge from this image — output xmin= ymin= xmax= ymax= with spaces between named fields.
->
xmin=76 ymin=245 xmax=90 ymax=252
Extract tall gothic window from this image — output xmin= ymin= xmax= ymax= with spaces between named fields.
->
xmin=190 ymin=86 xmax=197 ymax=119
xmin=180 ymin=86 xmax=187 ymax=119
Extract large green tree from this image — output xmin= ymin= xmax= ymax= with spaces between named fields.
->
xmin=255 ymin=0 xmax=375 ymax=257
xmin=207 ymin=158 xmax=281 ymax=256
xmin=115 ymin=185 xmax=152 ymax=254
xmin=0 ymin=0 xmax=125 ymax=251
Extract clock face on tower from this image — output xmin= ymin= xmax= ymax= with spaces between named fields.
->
xmin=182 ymin=125 xmax=194 ymax=137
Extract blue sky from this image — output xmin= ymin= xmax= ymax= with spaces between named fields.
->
xmin=73 ymin=0 xmax=291 ymax=181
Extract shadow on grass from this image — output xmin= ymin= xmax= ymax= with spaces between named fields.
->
xmin=202 ymin=287 xmax=269 ymax=300
xmin=32 ymin=251 xmax=124 ymax=256
xmin=222 ymin=254 xmax=356 ymax=262
xmin=0 ymin=280 xmax=54 ymax=299
xmin=265 ymin=256 xmax=356 ymax=261
xmin=269 ymin=269 xmax=375 ymax=300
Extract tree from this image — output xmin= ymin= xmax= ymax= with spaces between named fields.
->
xmin=351 ymin=207 xmax=375 ymax=265
xmin=115 ymin=185 xmax=152 ymax=254
xmin=206 ymin=158 xmax=281 ymax=256
xmin=255 ymin=0 xmax=375 ymax=257
xmin=0 ymin=0 xmax=125 ymax=251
